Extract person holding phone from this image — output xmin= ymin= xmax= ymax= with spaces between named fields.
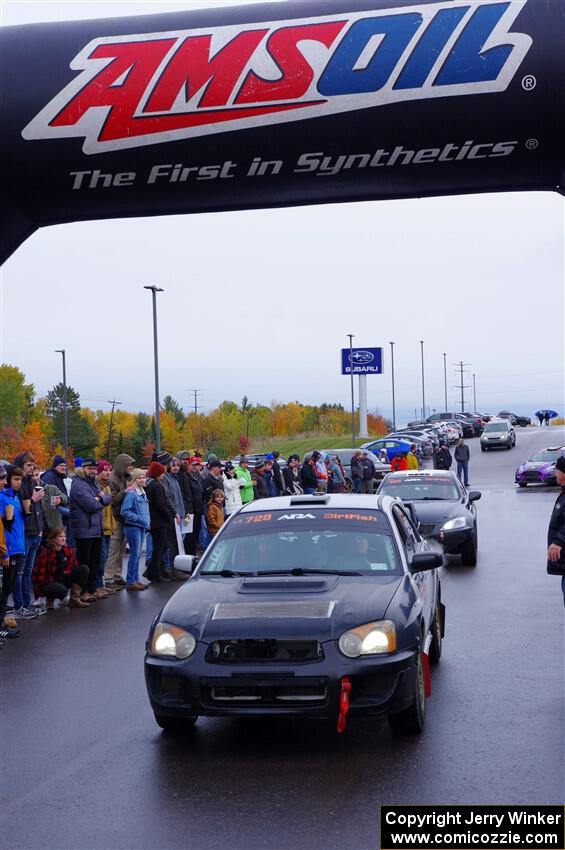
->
xmin=13 ymin=453 xmax=45 ymax=614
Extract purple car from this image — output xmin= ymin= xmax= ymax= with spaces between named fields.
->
xmin=515 ymin=447 xmax=565 ymax=487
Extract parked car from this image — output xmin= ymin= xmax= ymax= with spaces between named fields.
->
xmin=361 ymin=438 xmax=412 ymax=463
xmin=515 ymin=446 xmax=565 ymax=487
xmin=386 ymin=433 xmax=434 ymax=457
xmin=145 ymin=493 xmax=444 ymax=734
xmin=454 ymin=414 xmax=483 ymax=436
xmin=497 ymin=411 xmax=531 ymax=427
xmin=377 ymin=470 xmax=481 ymax=566
xmin=480 ymin=419 xmax=515 ymax=450
xmin=323 ymin=448 xmax=390 ymax=491
xmin=230 ymin=454 xmax=287 ymax=469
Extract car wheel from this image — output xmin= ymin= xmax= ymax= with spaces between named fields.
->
xmin=506 ymin=442 xmax=512 ymax=450
xmin=388 ymin=644 xmax=426 ymax=734
xmin=429 ymin=598 xmax=443 ymax=664
xmin=518 ymin=482 xmax=527 ymax=488
xmin=154 ymin=714 xmax=197 ymax=732
xmin=461 ymin=533 xmax=477 ymax=567
xmin=481 ymin=447 xmax=486 ymax=452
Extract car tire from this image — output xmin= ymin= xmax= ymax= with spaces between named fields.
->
xmin=461 ymin=533 xmax=477 ymax=567
xmin=154 ymin=714 xmax=197 ymax=732
xmin=429 ymin=598 xmax=443 ymax=664
xmin=388 ymin=644 xmax=426 ymax=734
xmin=518 ymin=482 xmax=527 ymax=488
xmin=481 ymin=447 xmax=486 ymax=452
xmin=506 ymin=442 xmax=512 ymax=450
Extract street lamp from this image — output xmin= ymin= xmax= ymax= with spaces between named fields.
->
xmin=419 ymin=340 xmax=426 ymax=419
xmin=55 ymin=349 xmax=69 ymax=469
xmin=443 ymin=352 xmax=448 ymax=412
xmin=144 ymin=285 xmax=164 ymax=452
xmin=389 ymin=341 xmax=396 ymax=431
xmin=472 ymin=373 xmax=477 ymax=412
xmin=347 ymin=333 xmax=355 ymax=447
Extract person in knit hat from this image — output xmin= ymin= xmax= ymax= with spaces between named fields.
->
xmin=96 ymin=461 xmax=117 ymax=594
xmin=41 ymin=455 xmax=68 ymax=497
xmin=103 ymin=453 xmax=135 ymax=590
xmin=145 ymin=462 xmax=176 ymax=582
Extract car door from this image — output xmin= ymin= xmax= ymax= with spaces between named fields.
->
xmin=391 ymin=505 xmax=436 ymax=632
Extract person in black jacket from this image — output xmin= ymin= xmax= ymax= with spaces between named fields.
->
xmin=185 ymin=457 xmax=204 ymax=557
xmin=13 ymin=452 xmax=45 ymax=611
xmin=547 ymin=456 xmax=565 ymax=604
xmin=271 ymin=451 xmax=284 ymax=496
xmin=283 ymin=455 xmax=303 ymax=495
xmin=145 ymin=462 xmax=176 ymax=582
xmin=300 ymin=456 xmax=319 ymax=495
xmin=251 ymin=461 xmax=268 ymax=499
xmin=433 ymin=442 xmax=453 ymax=471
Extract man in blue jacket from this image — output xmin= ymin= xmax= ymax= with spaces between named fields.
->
xmin=70 ymin=458 xmax=111 ymax=602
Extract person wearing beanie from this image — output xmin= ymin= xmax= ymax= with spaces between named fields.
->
xmin=547 ymin=455 xmax=565 ymax=604
xmin=120 ymin=469 xmax=150 ymax=590
xmin=223 ymin=462 xmax=245 ymax=516
xmin=96 ymin=461 xmax=117 ymax=594
xmin=202 ymin=459 xmax=224 ymax=505
xmin=41 ymin=455 xmax=68 ymax=496
xmin=39 ymin=464 xmax=69 ymax=534
xmin=103 ymin=453 xmax=135 ymax=591
xmin=145 ymin=463 xmax=176 ymax=582
xmin=184 ymin=458 xmax=204 ymax=557
xmin=235 ymin=457 xmax=254 ymax=505
xmin=74 ymin=457 xmax=83 ymax=469
xmin=70 ymin=459 xmax=112 ymax=603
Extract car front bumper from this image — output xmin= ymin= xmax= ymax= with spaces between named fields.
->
xmin=419 ymin=526 xmax=473 ymax=554
xmin=481 ymin=438 xmax=510 ymax=448
xmin=145 ymin=642 xmax=419 ymax=722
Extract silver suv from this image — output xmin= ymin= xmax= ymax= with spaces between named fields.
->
xmin=480 ymin=419 xmax=515 ymax=451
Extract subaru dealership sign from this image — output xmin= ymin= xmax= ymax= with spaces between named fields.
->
xmin=341 ymin=347 xmax=383 ymax=375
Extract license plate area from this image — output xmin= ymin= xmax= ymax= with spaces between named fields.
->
xmin=202 ymin=676 xmax=329 ymax=707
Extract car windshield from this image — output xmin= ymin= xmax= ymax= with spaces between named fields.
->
xmin=529 ymin=450 xmax=563 ymax=463
xmin=380 ymin=476 xmax=460 ymax=501
xmin=485 ymin=423 xmax=508 ymax=432
xmin=199 ymin=509 xmax=401 ymax=576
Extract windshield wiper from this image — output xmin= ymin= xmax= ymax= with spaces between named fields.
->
xmin=417 ymin=497 xmax=447 ymax=501
xmin=200 ymin=569 xmax=257 ymax=577
xmin=255 ymin=568 xmax=362 ymax=577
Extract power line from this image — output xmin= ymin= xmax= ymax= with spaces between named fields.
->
xmin=106 ymin=399 xmax=122 ymax=458
xmin=453 ymin=361 xmax=471 ymax=412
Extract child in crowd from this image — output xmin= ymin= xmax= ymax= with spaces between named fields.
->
xmin=207 ymin=489 xmax=225 ymax=538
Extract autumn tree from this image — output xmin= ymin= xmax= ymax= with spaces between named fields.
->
xmin=0 ymin=365 xmax=35 ymax=431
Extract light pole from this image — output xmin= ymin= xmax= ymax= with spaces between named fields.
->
xmin=472 ymin=373 xmax=477 ymax=412
xmin=144 ymin=285 xmax=164 ymax=452
xmin=419 ymin=340 xmax=426 ymax=420
xmin=389 ymin=341 xmax=396 ymax=431
xmin=443 ymin=353 xmax=448 ymax=412
xmin=55 ymin=349 xmax=69 ymax=469
xmin=347 ymin=333 xmax=355 ymax=447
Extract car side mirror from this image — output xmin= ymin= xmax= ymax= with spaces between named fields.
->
xmin=468 ymin=491 xmax=481 ymax=502
xmin=174 ymin=554 xmax=195 ymax=573
xmin=410 ymin=552 xmax=443 ymax=573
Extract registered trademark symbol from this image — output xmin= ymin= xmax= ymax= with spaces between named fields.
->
xmin=526 ymin=139 xmax=539 ymax=150
xmin=522 ymin=74 xmax=536 ymax=91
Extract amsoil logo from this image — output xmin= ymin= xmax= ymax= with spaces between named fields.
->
xmin=22 ymin=0 xmax=532 ymax=154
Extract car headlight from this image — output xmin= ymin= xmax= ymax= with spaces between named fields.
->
xmin=441 ymin=516 xmax=467 ymax=531
xmin=338 ymin=620 xmax=396 ymax=658
xmin=151 ymin=622 xmax=196 ymax=659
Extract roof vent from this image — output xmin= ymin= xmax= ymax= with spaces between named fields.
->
xmin=289 ymin=495 xmax=329 ymax=505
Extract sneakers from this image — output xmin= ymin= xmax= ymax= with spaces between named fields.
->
xmin=94 ymin=588 xmax=110 ymax=600
xmin=114 ymin=577 xmax=127 ymax=588
xmin=126 ymin=582 xmax=147 ymax=591
xmin=0 ymin=627 xmax=22 ymax=639
xmin=3 ymin=614 xmax=17 ymax=629
xmin=14 ymin=607 xmax=38 ymax=619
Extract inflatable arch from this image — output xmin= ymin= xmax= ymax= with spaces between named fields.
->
xmin=1 ymin=0 xmax=564 ymax=265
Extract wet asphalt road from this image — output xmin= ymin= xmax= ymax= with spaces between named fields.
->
xmin=2 ymin=428 xmax=564 ymax=850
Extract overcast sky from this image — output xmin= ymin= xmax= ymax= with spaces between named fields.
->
xmin=1 ymin=0 xmax=564 ymax=423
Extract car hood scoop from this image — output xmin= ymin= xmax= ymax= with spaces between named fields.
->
xmin=237 ymin=577 xmax=338 ymax=594
xmin=212 ymin=600 xmax=336 ymax=620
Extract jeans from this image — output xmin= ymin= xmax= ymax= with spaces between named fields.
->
xmin=561 ymin=576 xmax=565 ymax=607
xmin=456 ymin=461 xmax=469 ymax=486
xmin=6 ymin=555 xmax=22 ymax=610
xmin=303 ymin=488 xmax=316 ymax=495
xmin=19 ymin=535 xmax=42 ymax=608
xmin=352 ymin=478 xmax=362 ymax=494
xmin=97 ymin=535 xmax=110 ymax=588
xmin=124 ymin=526 xmax=145 ymax=585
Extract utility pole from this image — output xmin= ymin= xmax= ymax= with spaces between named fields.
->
xmin=106 ymin=399 xmax=122 ymax=459
xmin=472 ymin=373 xmax=477 ymax=412
xmin=389 ymin=341 xmax=396 ymax=431
xmin=419 ymin=340 xmax=426 ymax=420
xmin=454 ymin=361 xmax=472 ymax=412
xmin=188 ymin=389 xmax=204 ymax=415
xmin=55 ymin=350 xmax=69 ymax=469
xmin=443 ymin=352 xmax=448 ymax=412
xmin=347 ymin=333 xmax=355 ymax=447
xmin=144 ymin=285 xmax=164 ymax=451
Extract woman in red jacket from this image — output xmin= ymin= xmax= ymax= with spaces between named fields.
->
xmin=32 ymin=528 xmax=90 ymax=609
xmin=390 ymin=452 xmax=409 ymax=472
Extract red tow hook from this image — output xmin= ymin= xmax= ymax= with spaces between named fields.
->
xmin=423 ymin=652 xmax=432 ymax=698
xmin=337 ymin=676 xmax=352 ymax=733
